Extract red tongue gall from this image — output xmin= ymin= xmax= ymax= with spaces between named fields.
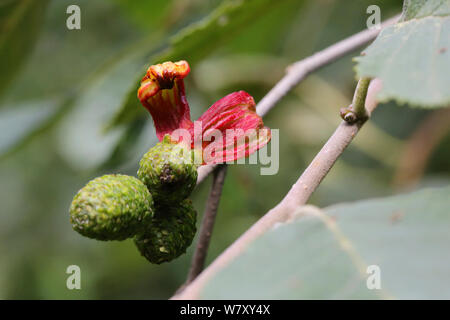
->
xmin=137 ymin=60 xmax=271 ymax=165
xmin=138 ymin=60 xmax=192 ymax=141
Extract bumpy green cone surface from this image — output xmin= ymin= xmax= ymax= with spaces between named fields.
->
xmin=70 ymin=174 xmax=154 ymax=241
xmin=134 ymin=199 xmax=197 ymax=264
xmin=137 ymin=136 xmax=198 ymax=205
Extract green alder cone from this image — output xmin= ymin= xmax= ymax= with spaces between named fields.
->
xmin=134 ymin=199 xmax=197 ymax=264
xmin=70 ymin=174 xmax=154 ymax=241
xmin=137 ymin=136 xmax=198 ymax=205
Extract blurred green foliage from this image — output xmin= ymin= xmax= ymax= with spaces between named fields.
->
xmin=0 ymin=0 xmax=449 ymax=299
xmin=0 ymin=0 xmax=49 ymax=96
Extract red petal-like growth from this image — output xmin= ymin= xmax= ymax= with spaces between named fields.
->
xmin=138 ymin=61 xmax=271 ymax=165
xmin=192 ymin=91 xmax=271 ymax=164
xmin=138 ymin=61 xmax=193 ymax=140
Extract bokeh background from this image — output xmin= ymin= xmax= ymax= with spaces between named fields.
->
xmin=1 ymin=0 xmax=449 ymax=299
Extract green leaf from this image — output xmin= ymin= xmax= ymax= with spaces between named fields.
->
xmin=0 ymin=45 xmax=151 ymax=163
xmin=0 ymin=98 xmax=64 ymax=158
xmin=401 ymin=0 xmax=450 ymax=21
xmin=0 ymin=0 xmax=49 ymax=96
xmin=106 ymin=0 xmax=298 ymax=130
xmin=54 ymin=51 xmax=149 ymax=171
xmin=160 ymin=0 xmax=286 ymax=64
xmin=99 ymin=116 xmax=147 ymax=171
xmin=200 ymin=185 xmax=450 ymax=299
xmin=354 ymin=15 xmax=450 ymax=108
xmin=112 ymin=0 xmax=172 ymax=29
xmin=103 ymin=83 xmax=147 ymax=133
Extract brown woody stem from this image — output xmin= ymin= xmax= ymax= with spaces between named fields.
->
xmin=186 ymin=164 xmax=228 ymax=284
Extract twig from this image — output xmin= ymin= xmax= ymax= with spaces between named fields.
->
xmin=186 ymin=164 xmax=228 ymax=284
xmin=173 ymin=78 xmax=383 ymax=299
xmin=340 ymin=77 xmax=371 ymax=123
xmin=196 ymin=15 xmax=399 ymax=184
xmin=351 ymin=78 xmax=371 ymax=118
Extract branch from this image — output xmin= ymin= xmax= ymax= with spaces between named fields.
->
xmin=196 ymin=15 xmax=399 ymax=184
xmin=186 ymin=164 xmax=228 ymax=284
xmin=173 ymin=78 xmax=383 ymax=299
